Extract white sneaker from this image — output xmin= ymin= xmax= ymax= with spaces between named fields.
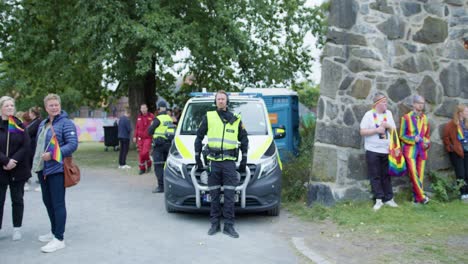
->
xmin=38 ymin=232 xmax=54 ymax=243
xmin=123 ymin=165 xmax=132 ymax=169
xmin=41 ymin=238 xmax=65 ymax=253
xmin=384 ymin=199 xmax=398 ymax=207
xmin=373 ymin=199 xmax=384 ymax=211
xmin=118 ymin=165 xmax=123 ymax=169
xmin=461 ymin=194 xmax=468 ymax=200
xmin=12 ymin=228 xmax=22 ymax=241
xmin=24 ymin=183 xmax=30 ymax=191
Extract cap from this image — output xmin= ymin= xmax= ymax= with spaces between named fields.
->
xmin=158 ymin=101 xmax=167 ymax=108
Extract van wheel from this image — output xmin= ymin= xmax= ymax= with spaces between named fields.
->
xmin=267 ymin=204 xmax=280 ymax=216
xmin=165 ymin=198 xmax=176 ymax=213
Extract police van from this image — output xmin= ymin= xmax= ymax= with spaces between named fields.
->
xmin=164 ymin=92 xmax=284 ymax=216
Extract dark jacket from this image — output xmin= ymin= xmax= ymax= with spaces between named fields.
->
xmin=37 ymin=111 xmax=78 ymax=176
xmin=0 ymin=117 xmax=32 ymax=184
xmin=27 ymin=117 xmax=42 ymax=155
xmin=443 ymin=120 xmax=465 ymax=158
xmin=118 ymin=115 xmax=132 ymax=139
xmin=195 ymin=109 xmax=248 ymax=156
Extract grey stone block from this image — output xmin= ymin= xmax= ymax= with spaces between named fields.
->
xmin=317 ymin=97 xmax=325 ymax=120
xmin=326 ymin=100 xmax=339 ymax=120
xmin=444 ymin=41 xmax=468 ymax=60
xmin=311 ymin=144 xmax=338 ymax=182
xmin=440 ymin=62 xmax=468 ymax=98
xmin=444 ymin=0 xmax=463 ymax=6
xmin=315 ymin=121 xmax=362 ymax=149
xmin=329 ymin=0 xmax=358 ymax=29
xmin=341 ymin=187 xmax=370 ymax=201
xmin=413 ymin=17 xmax=448 ymax=44
xmin=323 ymin=44 xmax=347 ymax=59
xmin=343 ymin=108 xmax=356 ymax=126
xmin=388 ymin=78 xmax=412 ymax=103
xmin=417 ymin=75 xmax=440 ymax=104
xmin=348 ymin=152 xmax=368 ymax=181
xmin=321 ymin=59 xmax=345 ymax=99
xmin=401 ymin=2 xmax=422 ymax=16
xmin=348 ymin=58 xmax=382 ymax=73
xmin=377 ymin=16 xmax=406 ymax=40
xmin=434 ymin=98 xmax=460 ymax=118
xmin=370 ymin=0 xmax=394 ymax=14
xmin=339 ymin=76 xmax=354 ymax=91
xmin=353 ymin=104 xmax=372 ymax=122
xmin=427 ymin=142 xmax=452 ymax=171
xmin=350 ymin=79 xmax=372 ymax=99
xmin=350 ymin=48 xmax=381 ymax=61
xmin=327 ymin=30 xmax=367 ymax=46
xmin=307 ymin=183 xmax=336 ymax=207
xmin=394 ymin=55 xmax=433 ymax=73
xmin=424 ymin=3 xmax=444 ymax=17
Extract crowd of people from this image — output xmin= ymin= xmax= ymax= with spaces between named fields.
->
xmin=361 ymin=93 xmax=468 ymax=211
xmin=0 ymin=90 xmax=466 ymax=251
xmin=0 ymin=94 xmax=78 ymax=253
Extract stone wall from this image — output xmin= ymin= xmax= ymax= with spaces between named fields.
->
xmin=309 ymin=0 xmax=468 ymax=206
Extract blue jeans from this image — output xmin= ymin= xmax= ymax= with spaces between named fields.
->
xmin=39 ymin=171 xmax=67 ymax=240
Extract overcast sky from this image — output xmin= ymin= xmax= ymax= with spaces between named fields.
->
xmin=305 ymin=0 xmax=324 ymax=85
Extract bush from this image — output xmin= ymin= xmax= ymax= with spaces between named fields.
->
xmin=429 ymin=171 xmax=465 ymax=202
xmin=281 ymin=119 xmax=315 ymax=202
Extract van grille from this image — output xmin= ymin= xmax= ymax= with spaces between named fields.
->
xmin=185 ymin=164 xmax=257 ymax=186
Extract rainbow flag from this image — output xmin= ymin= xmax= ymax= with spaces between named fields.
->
xmin=8 ymin=116 xmax=24 ymax=133
xmin=457 ymin=124 xmax=464 ymax=141
xmin=47 ymin=134 xmax=63 ymax=163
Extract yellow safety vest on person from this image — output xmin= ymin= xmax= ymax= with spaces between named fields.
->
xmin=206 ymin=111 xmax=241 ymax=161
xmin=152 ymin=114 xmax=173 ymax=140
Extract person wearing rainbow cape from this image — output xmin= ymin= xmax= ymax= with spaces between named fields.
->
xmin=442 ymin=104 xmax=468 ymax=200
xmin=360 ymin=93 xmax=398 ymax=211
xmin=399 ymin=95 xmax=431 ymax=204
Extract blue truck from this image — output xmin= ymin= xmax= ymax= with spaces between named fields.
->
xmin=244 ymin=88 xmax=299 ymax=160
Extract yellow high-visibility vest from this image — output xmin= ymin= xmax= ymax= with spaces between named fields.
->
xmin=206 ymin=111 xmax=240 ymax=161
xmin=152 ymin=114 xmax=173 ymax=139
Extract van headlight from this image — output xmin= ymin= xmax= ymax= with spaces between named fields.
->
xmin=166 ymin=155 xmax=184 ymax=178
xmin=258 ymin=155 xmax=278 ymax=179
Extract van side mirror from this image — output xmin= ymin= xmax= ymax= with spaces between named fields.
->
xmin=274 ymin=126 xmax=286 ymax=139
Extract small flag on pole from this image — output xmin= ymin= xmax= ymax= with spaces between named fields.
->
xmin=47 ymin=134 xmax=63 ymax=163
xmin=8 ymin=116 xmax=24 ymax=133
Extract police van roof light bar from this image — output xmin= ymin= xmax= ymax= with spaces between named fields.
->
xmin=189 ymin=92 xmax=262 ymax=98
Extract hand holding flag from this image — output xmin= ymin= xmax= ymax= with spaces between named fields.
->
xmin=47 ymin=134 xmax=63 ymax=163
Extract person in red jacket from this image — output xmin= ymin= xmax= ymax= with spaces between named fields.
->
xmin=133 ymin=104 xmax=154 ymax=174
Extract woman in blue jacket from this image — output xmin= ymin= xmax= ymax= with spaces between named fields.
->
xmin=32 ymin=93 xmax=78 ymax=253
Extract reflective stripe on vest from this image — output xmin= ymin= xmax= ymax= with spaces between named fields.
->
xmin=152 ymin=114 xmax=173 ymax=139
xmin=206 ymin=111 xmax=241 ymax=161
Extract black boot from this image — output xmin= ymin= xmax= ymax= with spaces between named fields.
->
xmin=138 ymin=170 xmax=145 ymax=175
xmin=207 ymin=223 xmax=220 ymax=236
xmin=152 ymin=186 xmax=164 ymax=193
xmin=223 ymin=224 xmax=239 ymax=238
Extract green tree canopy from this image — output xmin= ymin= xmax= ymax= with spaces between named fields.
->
xmin=0 ymin=0 xmax=326 ymax=116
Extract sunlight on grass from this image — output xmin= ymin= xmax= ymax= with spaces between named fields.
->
xmin=285 ymin=199 xmax=468 ymax=263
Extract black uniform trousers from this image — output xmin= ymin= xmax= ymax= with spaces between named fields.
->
xmin=152 ymin=142 xmax=170 ymax=187
xmin=449 ymin=151 xmax=468 ymax=195
xmin=0 ymin=180 xmax=26 ymax=229
xmin=366 ymin=150 xmax=393 ymax=202
xmin=209 ymin=160 xmax=239 ymax=226
xmin=118 ymin=138 xmax=130 ymax=166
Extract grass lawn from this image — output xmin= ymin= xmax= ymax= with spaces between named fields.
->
xmin=74 ymin=141 xmax=139 ymax=170
xmin=285 ymin=198 xmax=468 ymax=263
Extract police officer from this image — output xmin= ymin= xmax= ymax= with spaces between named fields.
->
xmin=148 ymin=101 xmax=174 ymax=193
xmin=194 ymin=90 xmax=248 ymax=238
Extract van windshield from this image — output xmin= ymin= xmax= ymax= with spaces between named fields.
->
xmin=180 ymin=101 xmax=268 ymax=135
